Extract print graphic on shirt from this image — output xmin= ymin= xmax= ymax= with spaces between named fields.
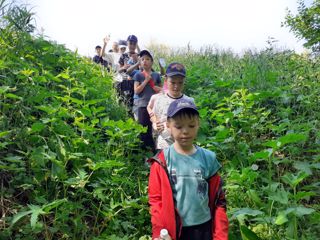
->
xmin=170 ymin=168 xmax=177 ymax=184
xmin=170 ymin=167 xmax=208 ymax=198
xmin=194 ymin=169 xmax=207 ymax=198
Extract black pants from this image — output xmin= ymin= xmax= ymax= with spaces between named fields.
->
xmin=137 ymin=107 xmax=154 ymax=151
xmin=179 ymin=219 xmax=212 ymax=240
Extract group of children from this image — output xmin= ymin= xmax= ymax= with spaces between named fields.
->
xmin=93 ymin=35 xmax=229 ymax=240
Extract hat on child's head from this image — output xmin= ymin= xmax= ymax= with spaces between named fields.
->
xmin=166 ymin=62 xmax=186 ymax=77
xmin=127 ymin=35 xmax=138 ymax=43
xmin=118 ymin=40 xmax=127 ymax=49
xmin=95 ymin=45 xmax=102 ymax=49
xmin=139 ymin=49 xmax=153 ymax=61
xmin=167 ymin=98 xmax=198 ymax=118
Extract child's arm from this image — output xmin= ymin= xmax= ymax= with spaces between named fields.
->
xmin=100 ymin=35 xmax=110 ymax=57
xmin=152 ymin=73 xmax=163 ymax=93
xmin=147 ymin=96 xmax=156 ymax=119
xmin=209 ymin=174 xmax=229 ymax=240
xmin=134 ymin=74 xmax=150 ymax=94
xmin=126 ymin=58 xmax=140 ymax=75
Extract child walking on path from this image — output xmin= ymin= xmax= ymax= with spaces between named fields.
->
xmin=148 ymin=63 xmax=194 ymax=150
xmin=133 ymin=50 xmax=162 ymax=151
xmin=148 ymin=99 xmax=229 ymax=240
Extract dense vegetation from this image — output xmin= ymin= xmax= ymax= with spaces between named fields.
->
xmin=1 ymin=1 xmax=319 ymax=240
xmin=159 ymin=45 xmax=320 ymax=240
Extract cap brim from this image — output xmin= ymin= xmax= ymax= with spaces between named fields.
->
xmin=166 ymin=72 xmax=186 ymax=77
xmin=168 ymin=107 xmax=198 ymax=118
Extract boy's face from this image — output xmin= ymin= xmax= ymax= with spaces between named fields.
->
xmin=95 ymin=47 xmax=101 ymax=55
xmin=167 ymin=76 xmax=185 ymax=97
xmin=167 ymin=115 xmax=199 ymax=149
xmin=128 ymin=41 xmax=137 ymax=52
xmin=112 ymin=42 xmax=119 ymax=52
xmin=141 ymin=55 xmax=153 ymax=70
xmin=120 ymin=47 xmax=126 ymax=53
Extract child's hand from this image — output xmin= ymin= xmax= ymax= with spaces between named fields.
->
xmin=156 ymin=121 xmax=164 ymax=132
xmin=144 ymin=74 xmax=151 ymax=83
xmin=103 ymin=35 xmax=110 ymax=43
xmin=153 ymin=86 xmax=162 ymax=93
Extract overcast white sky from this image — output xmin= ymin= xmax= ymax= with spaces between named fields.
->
xmin=27 ymin=0 xmax=311 ymax=57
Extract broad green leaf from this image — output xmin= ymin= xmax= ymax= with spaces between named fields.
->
xmin=86 ymin=99 xmax=105 ymax=105
xmin=11 ymin=209 xmax=33 ymax=227
xmin=268 ymin=189 xmax=289 ymax=205
xmin=250 ymin=150 xmax=272 ymax=161
xmin=43 ymin=199 xmax=67 ymax=212
xmin=295 ymin=191 xmax=316 ymax=201
xmin=5 ymin=93 xmax=22 ymax=100
xmin=28 ymin=205 xmax=45 ymax=228
xmin=275 ymin=212 xmax=289 ymax=225
xmin=80 ymin=107 xmax=92 ymax=117
xmin=232 ymin=208 xmax=264 ymax=223
xmin=240 ymin=225 xmax=261 ymax=240
xmin=246 ymin=190 xmax=262 ymax=206
xmin=4 ymin=156 xmax=23 ymax=163
xmin=294 ymin=206 xmax=315 ymax=217
xmin=51 ymin=159 xmax=67 ymax=180
xmin=31 ymin=122 xmax=46 ymax=132
xmin=93 ymin=160 xmax=125 ymax=170
xmin=293 ymin=161 xmax=312 ymax=175
xmin=281 ymin=171 xmax=309 ymax=188
xmin=70 ymin=97 xmax=83 ymax=105
xmin=262 ymin=140 xmax=278 ymax=149
xmin=20 ymin=69 xmax=35 ymax=76
xmin=36 ymin=105 xmax=57 ymax=114
xmin=0 ymin=86 xmax=10 ymax=94
xmin=57 ymin=72 xmax=70 ymax=79
xmin=0 ymin=131 xmax=10 ymax=138
xmin=278 ymin=133 xmax=307 ymax=146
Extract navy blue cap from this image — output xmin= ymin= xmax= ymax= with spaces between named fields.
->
xmin=127 ymin=35 xmax=138 ymax=43
xmin=139 ymin=49 xmax=153 ymax=61
xmin=167 ymin=98 xmax=198 ymax=118
xmin=95 ymin=45 xmax=102 ymax=49
xmin=166 ymin=62 xmax=186 ymax=77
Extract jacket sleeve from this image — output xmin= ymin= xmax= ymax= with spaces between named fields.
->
xmin=210 ymin=175 xmax=229 ymax=240
xmin=148 ymin=162 xmax=164 ymax=239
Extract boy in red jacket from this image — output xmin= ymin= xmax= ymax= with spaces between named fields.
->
xmin=148 ymin=99 xmax=228 ymax=240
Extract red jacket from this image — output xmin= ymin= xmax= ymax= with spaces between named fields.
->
xmin=148 ymin=150 xmax=229 ymax=240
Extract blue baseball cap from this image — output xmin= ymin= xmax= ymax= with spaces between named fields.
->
xmin=166 ymin=62 xmax=186 ymax=77
xmin=167 ymin=98 xmax=198 ymax=118
xmin=127 ymin=35 xmax=138 ymax=43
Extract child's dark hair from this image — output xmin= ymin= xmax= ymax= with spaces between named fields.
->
xmin=168 ymin=108 xmax=199 ymax=121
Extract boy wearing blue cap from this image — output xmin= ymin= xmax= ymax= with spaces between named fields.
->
xmin=148 ymin=99 xmax=229 ymax=240
xmin=148 ymin=62 xmax=194 ymax=150
xmin=118 ymin=34 xmax=140 ymax=75
xmin=116 ymin=35 xmax=140 ymax=110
